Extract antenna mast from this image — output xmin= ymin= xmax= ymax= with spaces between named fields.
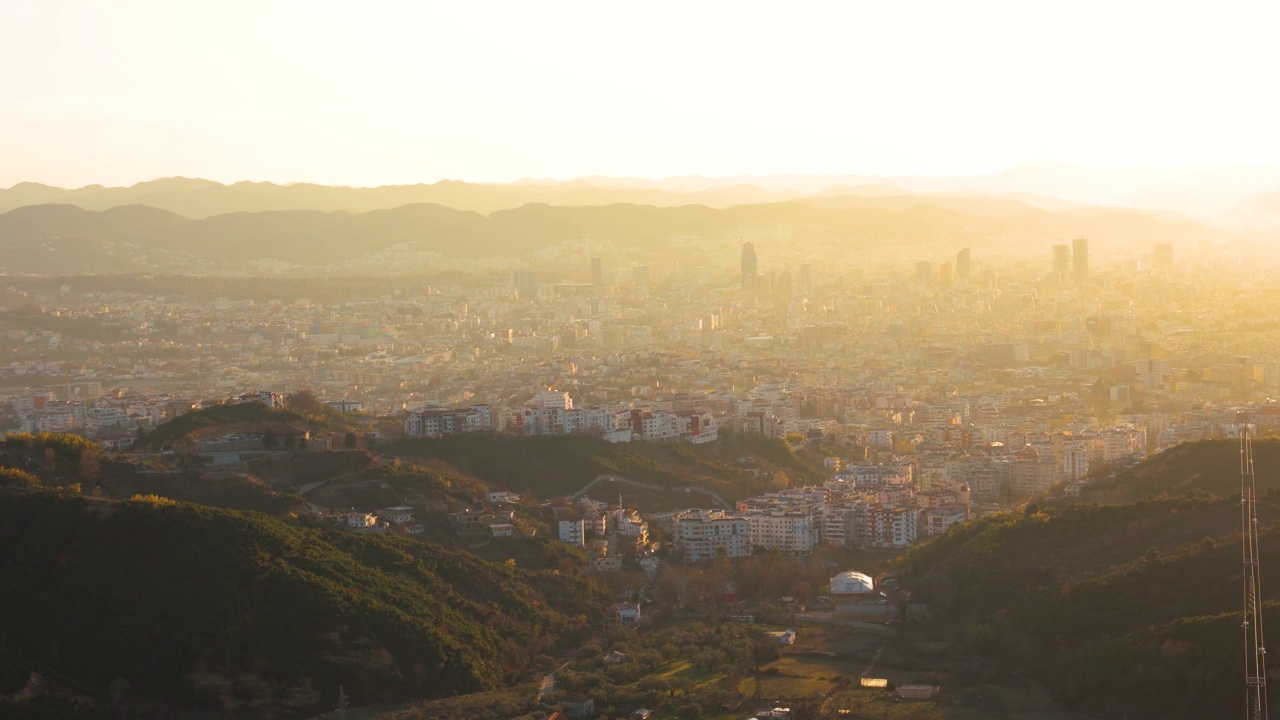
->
xmin=1242 ymin=421 xmax=1268 ymax=720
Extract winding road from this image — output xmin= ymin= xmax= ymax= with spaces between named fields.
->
xmin=568 ymin=473 xmax=731 ymax=508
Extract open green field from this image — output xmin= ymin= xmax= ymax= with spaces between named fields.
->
xmin=655 ymin=657 xmax=732 ymax=689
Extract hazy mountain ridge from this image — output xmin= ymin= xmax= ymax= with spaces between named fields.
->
xmin=0 ymin=195 xmax=1225 ymax=274
xmin=0 ymin=177 xmax=799 ymax=219
xmin=539 ymin=163 xmax=1280 ymax=220
xmin=10 ymin=163 xmax=1280 ymax=223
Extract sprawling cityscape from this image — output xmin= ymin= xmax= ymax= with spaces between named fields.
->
xmin=6 ymin=3 xmax=1280 ymax=720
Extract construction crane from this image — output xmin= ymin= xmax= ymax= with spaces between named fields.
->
xmin=1241 ymin=422 xmax=1268 ymax=720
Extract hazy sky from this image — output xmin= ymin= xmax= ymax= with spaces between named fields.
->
xmin=4 ymin=1 xmax=1280 ymax=188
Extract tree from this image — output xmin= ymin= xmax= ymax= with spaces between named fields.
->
xmin=788 ymin=580 xmax=814 ymax=605
xmin=344 ymin=432 xmax=359 ymax=449
xmin=262 ymin=428 xmax=279 ymax=450
xmin=79 ymin=448 xmax=103 ymax=483
xmin=283 ymin=433 xmax=296 ymax=451
xmin=287 ymin=388 xmax=321 ymax=414
xmin=0 ymin=468 xmax=39 ymax=488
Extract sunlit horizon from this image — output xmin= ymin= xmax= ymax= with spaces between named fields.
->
xmin=5 ymin=1 xmax=1280 ymax=188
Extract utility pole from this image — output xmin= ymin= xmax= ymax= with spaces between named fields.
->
xmin=1241 ymin=421 xmax=1268 ymax=720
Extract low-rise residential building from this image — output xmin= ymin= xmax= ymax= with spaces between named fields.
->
xmin=608 ymin=602 xmax=641 ymax=625
xmin=558 ymin=517 xmax=585 ymax=547
xmin=344 ymin=512 xmax=377 ymax=528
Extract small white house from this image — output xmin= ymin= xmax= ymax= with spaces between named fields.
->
xmin=345 ymin=512 xmax=377 ymax=528
xmin=610 ymin=602 xmax=641 ymax=625
xmin=487 ymin=490 xmax=522 ymax=504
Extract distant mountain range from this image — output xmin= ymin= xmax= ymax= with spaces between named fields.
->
xmin=0 ymin=177 xmax=804 ymax=219
xmin=8 ymin=163 xmax=1280 ymax=230
xmin=543 ymin=162 xmax=1280 ymax=223
xmin=0 ymin=195 xmax=1224 ymax=274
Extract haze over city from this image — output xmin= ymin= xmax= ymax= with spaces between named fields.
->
xmin=4 ymin=3 xmax=1280 ymax=720
xmin=7 ymin=1 xmax=1280 ymax=188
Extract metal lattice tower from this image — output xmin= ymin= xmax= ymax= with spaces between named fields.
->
xmin=1242 ymin=422 xmax=1268 ymax=720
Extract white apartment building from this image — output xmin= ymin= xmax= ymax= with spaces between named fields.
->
xmin=745 ymin=509 xmax=819 ymax=556
xmin=403 ymin=405 xmax=493 ymax=437
xmin=821 ymin=502 xmax=866 ymax=547
xmin=530 ymin=389 xmax=573 ymax=410
xmin=1099 ymin=426 xmax=1146 ymax=464
xmin=558 ymin=518 xmax=585 ymax=547
xmin=838 ymin=463 xmax=913 ymax=486
xmin=672 ymin=510 xmax=751 ymax=563
xmin=921 ymin=506 xmax=968 ymax=537
xmin=1061 ymin=442 xmax=1090 ymax=480
xmin=863 ymin=505 xmax=918 ymax=548
xmin=86 ymin=406 xmax=132 ymax=434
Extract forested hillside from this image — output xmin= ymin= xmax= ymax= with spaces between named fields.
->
xmin=0 ymin=491 xmax=606 ymax=717
xmin=897 ymin=466 xmax=1280 ymax=718
xmin=1080 ymin=437 xmax=1280 ymax=502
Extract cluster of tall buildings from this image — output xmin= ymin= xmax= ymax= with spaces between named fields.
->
xmin=1051 ymin=237 xmax=1090 ymax=283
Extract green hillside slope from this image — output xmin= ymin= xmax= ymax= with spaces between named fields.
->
xmin=1081 ymin=437 xmax=1280 ymax=502
xmin=0 ymin=491 xmax=605 ymax=717
xmin=384 ymin=432 xmax=825 ymax=505
xmin=896 ymin=493 xmax=1280 ymax=719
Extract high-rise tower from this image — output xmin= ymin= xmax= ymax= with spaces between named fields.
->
xmin=741 ymin=242 xmax=758 ymax=293
xmin=955 ymin=248 xmax=971 ymax=281
xmin=939 ymin=262 xmax=954 ymax=287
xmin=797 ymin=263 xmax=813 ymax=294
xmin=1052 ymin=244 xmax=1070 ymax=276
xmin=591 ymin=257 xmax=603 ymax=286
xmin=915 ymin=261 xmax=932 ymax=284
xmin=1072 ymin=237 xmax=1089 ymax=283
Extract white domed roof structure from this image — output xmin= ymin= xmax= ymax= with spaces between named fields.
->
xmin=829 ymin=571 xmax=874 ymax=595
